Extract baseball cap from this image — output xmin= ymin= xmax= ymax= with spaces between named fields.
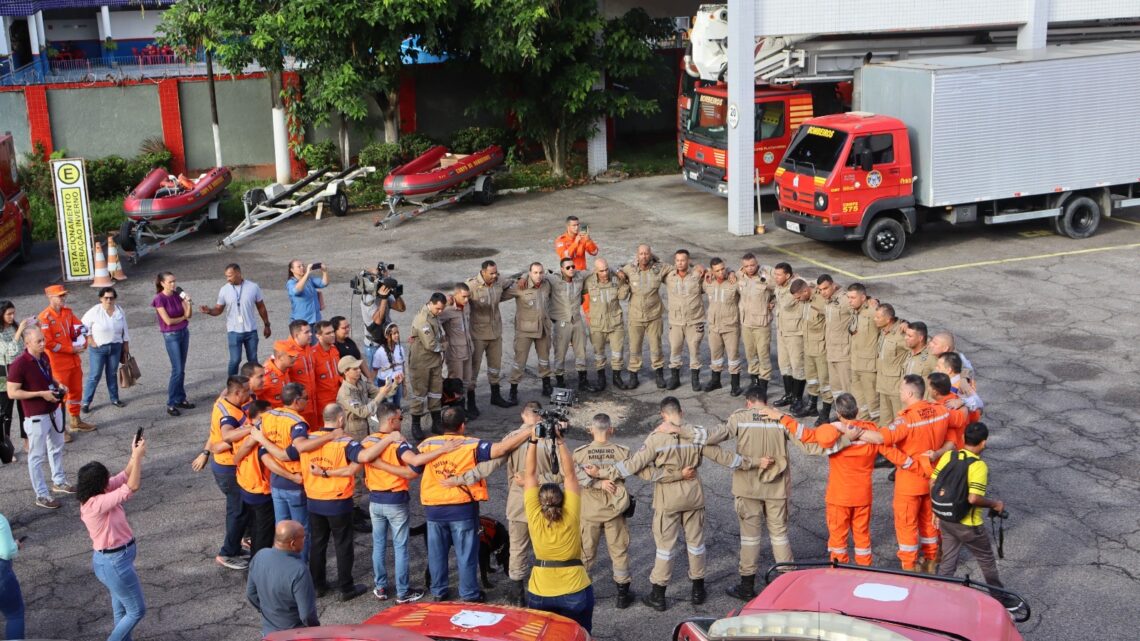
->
xmin=44 ymin=284 xmax=69 ymax=297
xmin=337 ymin=355 xmax=363 ymax=374
xmin=274 ymin=339 xmax=302 ymax=357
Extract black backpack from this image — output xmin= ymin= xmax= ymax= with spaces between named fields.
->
xmin=932 ymin=450 xmax=978 ymax=522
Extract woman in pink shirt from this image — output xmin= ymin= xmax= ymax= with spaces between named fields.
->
xmin=79 ymin=436 xmax=147 ymax=641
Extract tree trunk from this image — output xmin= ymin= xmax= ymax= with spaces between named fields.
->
xmin=338 ymin=113 xmax=351 ymax=168
xmin=377 ymin=88 xmax=400 ymax=144
xmin=205 ymin=50 xmax=223 ymax=167
xmin=541 ymin=127 xmax=569 ymax=177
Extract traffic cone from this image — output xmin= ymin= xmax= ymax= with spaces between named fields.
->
xmin=106 ymin=236 xmax=128 ymax=281
xmin=90 ymin=242 xmax=113 ymax=288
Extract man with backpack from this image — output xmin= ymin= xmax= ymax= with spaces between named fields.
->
xmin=931 ymin=421 xmax=1016 ymax=607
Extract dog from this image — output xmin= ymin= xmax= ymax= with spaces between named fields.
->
xmin=411 ymin=515 xmax=510 ymax=589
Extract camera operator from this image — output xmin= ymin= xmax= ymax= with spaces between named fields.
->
xmin=357 ymin=266 xmax=405 ymax=369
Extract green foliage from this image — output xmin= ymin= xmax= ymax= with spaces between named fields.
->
xmin=27 ymin=194 xmax=126 ymax=241
xmin=398 ymin=133 xmax=437 ymax=160
xmin=449 ymin=127 xmax=512 ymax=154
xmin=358 ymin=142 xmax=403 ymax=176
xmin=296 ymin=141 xmax=341 ymax=171
xmin=17 ymin=143 xmax=54 ymax=201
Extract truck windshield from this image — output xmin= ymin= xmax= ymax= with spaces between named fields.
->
xmin=686 ymin=94 xmax=786 ymax=145
xmin=781 ymin=125 xmax=847 ymax=177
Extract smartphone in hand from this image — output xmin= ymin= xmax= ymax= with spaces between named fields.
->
xmin=134 ymin=428 xmax=144 ymax=446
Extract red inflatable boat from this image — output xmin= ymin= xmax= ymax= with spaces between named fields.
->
xmin=384 ymin=145 xmax=503 ymax=197
xmin=123 ymin=167 xmax=232 ymax=222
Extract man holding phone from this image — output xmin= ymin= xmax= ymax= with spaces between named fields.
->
xmin=555 ymin=216 xmax=598 ymax=317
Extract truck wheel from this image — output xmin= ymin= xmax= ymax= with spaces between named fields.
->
xmin=474 ymin=175 xmax=495 ymax=206
xmin=862 ymin=217 xmax=906 ymax=261
xmin=1055 ymin=195 xmax=1100 ymax=239
xmin=16 ymin=225 xmax=32 ymax=264
xmin=329 ymin=191 xmax=349 ymax=217
xmin=117 ymin=220 xmax=137 ymax=253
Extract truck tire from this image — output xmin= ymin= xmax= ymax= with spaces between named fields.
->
xmin=1054 ymin=195 xmax=1100 ymax=239
xmin=16 ymin=225 xmax=32 ymax=264
xmin=862 ymin=217 xmax=906 ymax=262
xmin=474 ymin=175 xmax=495 ymax=206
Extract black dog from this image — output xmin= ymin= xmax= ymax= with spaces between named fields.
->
xmin=411 ymin=515 xmax=510 ymax=589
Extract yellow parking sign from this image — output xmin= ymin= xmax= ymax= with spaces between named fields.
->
xmin=50 ymin=158 xmax=95 ymax=282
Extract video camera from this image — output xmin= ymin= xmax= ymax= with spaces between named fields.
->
xmin=535 ymin=388 xmax=576 ymax=473
xmin=350 ymin=262 xmax=402 ymax=299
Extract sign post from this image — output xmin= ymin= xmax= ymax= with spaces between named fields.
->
xmin=50 ymin=158 xmax=94 ymax=282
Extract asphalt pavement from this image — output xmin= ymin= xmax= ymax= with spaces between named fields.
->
xmin=0 ymin=174 xmax=1136 ymax=641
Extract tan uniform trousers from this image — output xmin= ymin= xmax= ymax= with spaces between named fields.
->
xmin=879 ymin=386 xmax=904 ymax=427
xmin=708 ymin=328 xmax=742 ymax=374
xmin=651 ymin=507 xmax=706 ymax=585
xmin=409 ymin=359 xmax=442 ymax=416
xmin=510 ymin=335 xmax=551 ymax=384
xmin=804 ymin=352 xmax=831 ymax=401
xmin=581 ymin=517 xmax=632 ymax=584
xmin=446 ymin=355 xmax=474 ymax=390
xmin=668 ymin=323 xmax=705 ymax=370
xmin=742 ymin=325 xmax=773 ymax=380
xmin=776 ymin=333 xmax=805 ymax=379
xmin=471 ymin=337 xmax=503 ymax=386
xmin=736 ymin=497 xmax=793 ymax=576
xmin=851 ymin=369 xmax=879 ymax=422
xmin=590 ymin=327 xmax=625 ymax=371
xmin=627 ymin=319 xmax=664 ymax=371
xmin=508 ymin=519 xmax=531 ymax=581
xmin=828 ymin=360 xmax=852 ymax=398
xmin=551 ymin=320 xmax=588 ymax=375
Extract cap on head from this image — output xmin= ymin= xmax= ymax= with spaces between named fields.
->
xmin=274 ymin=339 xmax=303 ymax=357
xmin=337 ymin=355 xmax=363 ymax=375
xmin=44 ymin=284 xmax=68 ymax=297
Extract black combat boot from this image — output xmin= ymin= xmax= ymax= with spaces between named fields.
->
xmin=508 ymin=384 xmax=520 ymax=406
xmin=466 ymin=390 xmax=481 ymax=420
xmin=490 ymin=384 xmax=512 ymax=408
xmin=595 ymin=369 xmax=607 ymax=391
xmin=578 ymin=371 xmax=598 ymax=392
xmin=626 ymin=371 xmax=639 ymax=389
xmin=429 ymin=410 xmax=443 ymax=435
xmin=725 ymin=574 xmax=756 ymax=600
xmin=507 ymin=579 xmax=525 ymax=606
xmin=541 ymin=377 xmax=553 ymax=397
xmin=691 ymin=369 xmax=702 ymax=391
xmin=666 ymin=368 xmax=681 ymax=390
xmin=642 ymin=583 xmax=667 ymax=611
xmin=411 ymin=414 xmax=426 ymax=441
xmin=615 ymin=582 xmax=634 ymax=609
xmin=655 ymin=368 xmax=667 ymax=389
xmin=613 ymin=370 xmax=629 ymax=390
xmin=815 ymin=401 xmax=833 ymax=426
xmin=795 ymin=394 xmax=817 ymax=418
xmin=772 ymin=375 xmax=795 ymax=407
xmin=701 ymin=371 xmax=722 ymax=392
xmin=789 ymin=380 xmax=807 ymax=415
xmin=756 ymin=378 xmax=769 ymax=403
xmin=691 ymin=578 xmax=707 ymax=605
xmin=729 ymin=373 xmax=743 ymax=397
xmin=750 ymin=374 xmax=761 ymax=389
xmin=555 ymin=375 xmax=566 ymax=389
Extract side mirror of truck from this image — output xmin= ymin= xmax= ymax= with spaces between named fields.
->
xmin=858 ymin=150 xmax=874 ymax=172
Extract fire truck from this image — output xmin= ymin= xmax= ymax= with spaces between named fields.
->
xmin=773 ymin=41 xmax=1140 ymax=260
xmin=677 ymin=4 xmax=1140 ymax=198
xmin=0 ymin=133 xmax=33 ymax=273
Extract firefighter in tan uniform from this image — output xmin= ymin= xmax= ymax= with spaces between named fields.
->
xmin=440 ymin=283 xmax=476 ymax=417
xmin=802 ymin=277 xmax=831 ymax=421
xmin=663 ymin=249 xmax=706 ymax=392
xmin=737 ymin=253 xmax=776 ymax=400
xmin=583 ymin=258 xmax=631 ymax=391
xmin=409 ymin=293 xmax=447 ymax=439
xmin=874 ymin=303 xmax=910 ymax=426
xmin=505 ymin=263 xmax=554 ymax=399
xmin=819 ymin=275 xmax=852 ymax=425
xmin=902 ymin=321 xmax=936 ymax=387
xmin=846 ymin=283 xmax=880 ymax=422
xmin=465 ymin=260 xmax=516 ymax=409
xmin=617 ymin=244 xmax=672 ymax=389
xmin=545 ymin=258 xmax=595 ymax=392
xmin=585 ymin=396 xmax=707 ymax=612
xmin=774 ymin=278 xmax=811 ymax=415
xmin=702 ymin=257 xmax=743 ymax=396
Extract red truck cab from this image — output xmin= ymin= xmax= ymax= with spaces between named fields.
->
xmin=774 ymin=112 xmax=917 ymax=261
xmin=0 ymin=133 xmax=33 ymax=272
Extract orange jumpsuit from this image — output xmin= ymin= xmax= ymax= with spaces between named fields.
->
xmin=935 ymin=393 xmax=969 ymax=449
xmin=310 ymin=342 xmax=341 ymax=420
xmin=287 ymin=341 xmax=320 ymax=427
xmin=261 ymin=358 xmax=290 ymax=408
xmin=782 ymin=416 xmax=911 ymax=565
xmin=38 ymin=306 xmax=85 ymax=417
xmin=555 ymin=231 xmax=598 ymax=316
xmin=876 ymin=401 xmax=951 ymax=569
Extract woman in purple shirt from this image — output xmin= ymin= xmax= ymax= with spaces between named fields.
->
xmin=151 ymin=272 xmax=195 ymax=417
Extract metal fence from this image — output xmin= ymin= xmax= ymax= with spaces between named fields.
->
xmin=1 ymin=55 xmax=297 ymax=86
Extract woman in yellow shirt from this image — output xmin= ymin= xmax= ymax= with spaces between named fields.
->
xmin=523 ymin=426 xmax=593 ymax=631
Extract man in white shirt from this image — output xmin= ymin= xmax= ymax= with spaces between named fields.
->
xmin=199 ymin=264 xmax=272 ymax=376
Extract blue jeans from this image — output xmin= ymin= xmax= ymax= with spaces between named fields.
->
xmin=0 ymin=559 xmax=24 ymax=640
xmin=370 ymin=502 xmax=411 ymax=596
xmin=271 ymin=486 xmax=310 ymax=563
xmin=92 ymin=542 xmax=146 ymax=641
xmin=226 ymin=330 xmax=259 ymax=377
xmin=427 ymin=518 xmax=480 ymax=600
xmin=82 ymin=342 xmax=123 ymax=405
xmin=527 ymin=584 xmax=595 ymax=632
xmin=162 ymin=328 xmax=190 ymax=406
xmin=213 ymin=469 xmax=249 ymax=558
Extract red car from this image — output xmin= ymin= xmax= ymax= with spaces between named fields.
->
xmin=674 ymin=563 xmax=1028 ymax=641
xmin=264 ymin=601 xmax=590 ymax=641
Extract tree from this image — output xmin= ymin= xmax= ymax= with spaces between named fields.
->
xmin=466 ymin=1 xmax=673 ymax=176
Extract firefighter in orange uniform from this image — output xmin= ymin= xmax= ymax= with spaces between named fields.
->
xmin=554 ymin=215 xmax=598 ymax=316
xmin=927 ymin=372 xmax=970 ymax=451
xmin=287 ymin=320 xmax=320 ymax=427
xmin=38 ymin=285 xmax=96 ymax=434
xmin=311 ymin=320 xmax=342 ymax=418
xmin=262 ymin=341 xmax=298 ymax=407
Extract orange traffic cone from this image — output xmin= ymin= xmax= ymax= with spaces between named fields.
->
xmin=90 ymin=242 xmax=113 ymax=288
xmin=106 ymin=236 xmax=128 ymax=281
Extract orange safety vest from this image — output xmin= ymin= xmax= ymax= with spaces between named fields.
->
xmin=262 ymin=359 xmax=290 ymax=408
xmin=260 ymin=407 xmax=308 ymax=475
xmin=362 ymin=432 xmax=410 ymax=494
xmin=235 ymin=433 xmax=271 ymax=495
xmin=209 ymin=396 xmax=247 ymax=467
xmin=300 ymin=434 xmax=356 ymax=501
xmin=418 ymin=434 xmax=488 ymax=506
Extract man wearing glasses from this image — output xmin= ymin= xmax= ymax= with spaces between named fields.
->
xmin=546 ymin=258 xmax=597 ymax=393
xmin=200 ymin=264 xmax=272 ymax=377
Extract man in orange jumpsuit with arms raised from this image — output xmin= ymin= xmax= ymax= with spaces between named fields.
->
xmin=554 ymin=215 xmax=598 ymax=317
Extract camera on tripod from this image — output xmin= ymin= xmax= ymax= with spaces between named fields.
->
xmin=536 ymin=387 xmax=576 ymax=437
xmin=350 ymin=262 xmax=402 ymax=299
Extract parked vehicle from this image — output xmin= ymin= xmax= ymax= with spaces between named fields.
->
xmin=117 ymin=166 xmax=232 ymax=261
xmin=376 ymin=144 xmax=502 ymax=229
xmin=0 ymin=133 xmax=33 ymax=272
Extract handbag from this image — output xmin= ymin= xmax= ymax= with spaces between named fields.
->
xmin=118 ymin=354 xmax=142 ymax=389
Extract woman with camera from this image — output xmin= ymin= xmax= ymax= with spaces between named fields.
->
xmin=0 ymin=301 xmax=30 ymax=461
xmin=81 ymin=286 xmax=130 ymax=413
xmin=523 ymin=424 xmax=594 ymax=632
xmin=79 ymin=434 xmax=147 ymax=641
xmin=152 ymin=272 xmax=194 ymax=417
xmin=286 ymin=260 xmax=329 ymax=326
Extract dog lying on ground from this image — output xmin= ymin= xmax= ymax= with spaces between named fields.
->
xmin=410 ymin=515 xmax=510 ymax=589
